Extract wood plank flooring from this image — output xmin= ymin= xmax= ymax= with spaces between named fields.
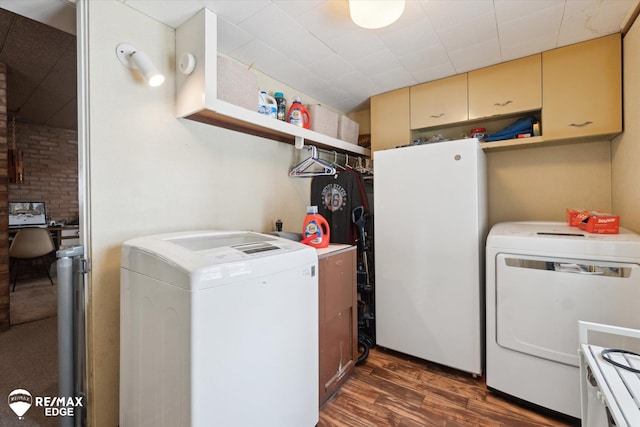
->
xmin=319 ymin=348 xmax=580 ymax=427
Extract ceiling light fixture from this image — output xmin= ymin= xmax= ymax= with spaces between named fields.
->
xmin=116 ymin=43 xmax=165 ymax=87
xmin=349 ymin=0 xmax=405 ymax=29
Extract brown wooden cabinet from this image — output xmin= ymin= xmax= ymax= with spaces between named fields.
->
xmin=542 ymin=34 xmax=622 ymax=140
xmin=318 ymin=245 xmax=357 ymax=406
xmin=468 ymin=54 xmax=541 ymax=120
xmin=410 ymin=74 xmax=468 ymax=129
xmin=371 ymin=87 xmax=410 ymax=151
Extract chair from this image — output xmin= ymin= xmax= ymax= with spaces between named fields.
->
xmin=9 ymin=227 xmax=56 ymax=292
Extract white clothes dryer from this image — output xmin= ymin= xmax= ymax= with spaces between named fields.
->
xmin=486 ymin=221 xmax=640 ymax=419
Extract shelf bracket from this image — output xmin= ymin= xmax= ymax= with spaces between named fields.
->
xmin=294 ymin=136 xmax=304 ymax=149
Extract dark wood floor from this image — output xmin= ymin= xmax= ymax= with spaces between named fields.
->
xmin=319 ymin=347 xmax=580 ymax=427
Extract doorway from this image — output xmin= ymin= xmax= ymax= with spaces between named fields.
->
xmin=0 ymin=4 xmax=82 ymax=425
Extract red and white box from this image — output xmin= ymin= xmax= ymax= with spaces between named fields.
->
xmin=577 ymin=211 xmax=620 ymax=234
xmin=566 ymin=208 xmax=588 ymax=227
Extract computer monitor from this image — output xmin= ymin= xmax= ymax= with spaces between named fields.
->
xmin=9 ymin=202 xmax=47 ymax=228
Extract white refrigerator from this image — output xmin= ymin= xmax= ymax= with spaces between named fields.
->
xmin=374 ymin=138 xmax=487 ymax=375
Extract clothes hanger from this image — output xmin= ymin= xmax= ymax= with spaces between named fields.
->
xmin=289 ymin=146 xmax=337 ymax=177
xmin=331 ymin=151 xmax=346 ymax=171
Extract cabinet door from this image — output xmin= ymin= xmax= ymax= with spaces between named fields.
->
xmin=318 ymin=248 xmax=357 ymax=406
xmin=320 ymin=252 xmax=354 ymax=319
xmin=410 ymin=74 xmax=468 ymax=129
xmin=371 ymin=87 xmax=410 ymax=151
xmin=468 ymin=54 xmax=541 ymax=120
xmin=542 ymin=34 xmax=621 ymax=140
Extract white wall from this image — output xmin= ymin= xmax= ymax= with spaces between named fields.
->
xmin=612 ymin=14 xmax=640 ymax=233
xmin=85 ymin=2 xmax=312 ymax=424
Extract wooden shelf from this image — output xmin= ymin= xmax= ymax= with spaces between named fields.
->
xmin=480 ymin=135 xmax=544 ymax=150
xmin=176 ymin=9 xmax=370 ymax=158
xmin=188 ymin=99 xmax=371 ymax=156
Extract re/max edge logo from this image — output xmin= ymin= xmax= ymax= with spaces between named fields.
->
xmin=8 ymin=389 xmax=84 ymax=419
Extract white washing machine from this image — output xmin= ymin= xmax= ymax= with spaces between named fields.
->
xmin=120 ymin=230 xmax=318 ymax=427
xmin=486 ymin=221 xmax=640 ymax=419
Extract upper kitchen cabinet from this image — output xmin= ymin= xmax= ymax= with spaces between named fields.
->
xmin=468 ymin=55 xmax=541 ymax=120
xmin=371 ymin=87 xmax=410 ymax=151
xmin=175 ymin=9 xmax=369 ymax=156
xmin=410 ymin=74 xmax=468 ymax=130
xmin=542 ymin=34 xmax=622 ymax=141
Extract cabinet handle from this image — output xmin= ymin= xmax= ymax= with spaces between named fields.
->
xmin=568 ymin=121 xmax=593 ymax=128
xmin=335 ymin=260 xmax=344 ymax=266
xmin=430 ymin=113 xmax=445 ymax=119
xmin=494 ymin=100 xmax=513 ymax=107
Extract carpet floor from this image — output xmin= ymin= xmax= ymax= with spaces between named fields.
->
xmin=10 ymin=276 xmax=58 ymax=326
xmin=0 ymin=317 xmax=58 ymax=426
xmin=1 ymin=272 xmax=60 ymax=425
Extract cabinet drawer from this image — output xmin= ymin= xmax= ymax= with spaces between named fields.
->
xmin=320 ymin=249 xmax=355 ymax=318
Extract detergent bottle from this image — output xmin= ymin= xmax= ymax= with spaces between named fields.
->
xmin=288 ymin=97 xmax=311 ymax=129
xmin=302 ymin=206 xmax=330 ymax=248
xmin=258 ymin=91 xmax=277 ymax=118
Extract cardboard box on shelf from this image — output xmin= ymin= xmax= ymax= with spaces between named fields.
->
xmin=217 ymin=56 xmax=259 ymax=112
xmin=308 ymin=104 xmax=339 ymax=138
xmin=338 ymin=115 xmax=360 ymax=144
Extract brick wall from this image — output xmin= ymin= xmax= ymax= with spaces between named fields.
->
xmin=8 ymin=122 xmax=78 ymax=223
xmin=0 ymin=64 xmax=9 ymax=331
xmin=0 ymin=62 xmax=79 ymax=330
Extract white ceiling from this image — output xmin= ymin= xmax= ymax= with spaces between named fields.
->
xmin=0 ymin=0 xmax=638 ymax=130
xmin=120 ymin=0 xmax=639 ymax=112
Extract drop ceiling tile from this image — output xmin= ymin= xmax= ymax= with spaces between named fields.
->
xmin=236 ymin=3 xmax=303 ymax=42
xmin=0 ymin=0 xmax=76 ymax=34
xmin=421 ymin=0 xmax=495 ymax=30
xmin=217 ymin=18 xmax=254 ymax=54
xmin=122 ymin=0 xmax=206 ymax=27
xmin=202 ymin=0 xmax=271 ymax=25
xmin=409 ymin=63 xmax=458 ymax=85
xmin=19 ymin=84 xmax=73 ymax=124
xmin=39 ymin=45 xmax=77 ymax=98
xmin=228 ymin=38 xmax=284 ymax=72
xmin=557 ymin=0 xmax=634 ymax=46
xmin=269 ymin=30 xmax=335 ymax=66
xmin=273 ymin=0 xmax=325 ymax=18
xmin=378 ymin=18 xmax=440 ymax=58
xmin=369 ymin=66 xmax=417 ymax=93
xmin=351 ymin=48 xmax=401 ymax=76
xmin=307 ymin=54 xmax=358 ymax=80
xmin=494 ymin=0 xmax=564 ymax=22
xmin=323 ymin=29 xmax=387 ymax=61
xmin=329 ymin=71 xmax=375 ymax=95
xmin=496 ymin=0 xmax=564 ymax=59
xmin=449 ymin=37 xmax=501 ymax=73
xmin=396 ymin=44 xmax=451 ymax=75
xmin=498 ymin=13 xmax=561 ymax=60
xmin=294 ymin=0 xmax=355 ymax=41
xmin=433 ymin=9 xmax=498 ymax=53
xmin=48 ymin=98 xmax=78 ymax=131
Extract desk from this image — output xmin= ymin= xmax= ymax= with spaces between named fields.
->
xmin=48 ymin=226 xmax=80 ymax=250
xmin=9 ymin=225 xmax=79 ymax=251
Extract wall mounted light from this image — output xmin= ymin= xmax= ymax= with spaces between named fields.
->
xmin=349 ymin=0 xmax=405 ymax=29
xmin=116 ymin=43 xmax=165 ymax=87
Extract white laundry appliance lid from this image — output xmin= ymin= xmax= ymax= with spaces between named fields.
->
xmin=121 ymin=230 xmax=317 ymax=290
xmin=487 ymin=221 xmax=640 ymax=259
